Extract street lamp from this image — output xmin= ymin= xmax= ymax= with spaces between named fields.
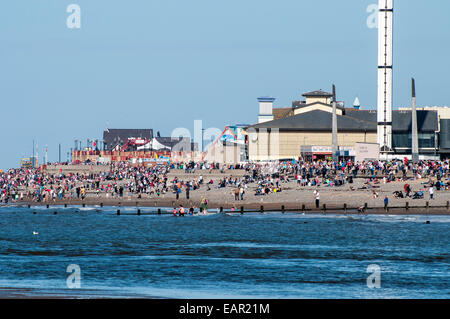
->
xmin=434 ymin=131 xmax=438 ymax=159
xmin=202 ymin=128 xmax=205 ymax=153
xmin=303 ymin=136 xmax=307 ymax=161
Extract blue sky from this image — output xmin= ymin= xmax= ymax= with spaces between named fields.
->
xmin=0 ymin=0 xmax=449 ymax=169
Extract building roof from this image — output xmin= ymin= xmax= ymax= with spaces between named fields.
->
xmin=273 ymin=108 xmax=294 ymax=120
xmin=293 ymin=101 xmax=345 ymax=111
xmin=155 ymin=137 xmax=197 ymax=151
xmin=249 ymin=109 xmax=438 ymax=133
xmin=257 ymin=97 xmax=276 ymax=102
xmin=302 ymin=90 xmax=333 ymax=97
xmin=273 ymin=101 xmax=345 ymax=121
xmin=144 ymin=137 xmax=198 ymax=151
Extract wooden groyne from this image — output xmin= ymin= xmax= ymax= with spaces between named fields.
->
xmin=9 ymin=199 xmax=450 ymax=216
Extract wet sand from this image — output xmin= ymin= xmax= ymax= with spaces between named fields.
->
xmin=0 ymin=287 xmax=153 ymax=299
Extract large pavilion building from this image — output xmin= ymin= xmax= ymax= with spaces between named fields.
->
xmin=247 ymin=89 xmax=446 ymax=161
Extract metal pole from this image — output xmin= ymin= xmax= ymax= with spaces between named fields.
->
xmin=411 ymin=78 xmax=419 ymax=163
xmin=32 ymin=139 xmax=35 ymax=168
xmin=331 ymin=84 xmax=338 ymax=162
xmin=434 ymin=132 xmax=437 ymax=159
xmin=202 ymin=128 xmax=205 ymax=153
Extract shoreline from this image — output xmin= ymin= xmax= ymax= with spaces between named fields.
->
xmin=5 ymin=198 xmax=450 ymax=215
xmin=0 ymin=287 xmax=155 ymax=299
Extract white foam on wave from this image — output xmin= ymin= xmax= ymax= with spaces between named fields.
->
xmin=360 ymin=214 xmax=450 ymax=224
xmin=187 ymin=241 xmax=342 ymax=250
xmin=78 ymin=207 xmax=97 ymax=211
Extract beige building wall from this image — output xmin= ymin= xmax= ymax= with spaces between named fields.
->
xmin=293 ymin=103 xmax=343 ymax=116
xmin=203 ymin=143 xmax=241 ymax=164
xmin=305 ymin=96 xmax=331 ymax=105
xmin=249 ymin=131 xmax=377 ymax=161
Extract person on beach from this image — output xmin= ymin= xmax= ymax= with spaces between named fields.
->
xmin=174 ymin=184 xmax=179 ymax=200
xmin=234 ymin=186 xmax=240 ymax=201
xmin=384 ymin=196 xmax=389 ymax=210
xmin=179 ymin=205 xmax=185 ymax=216
xmin=429 ymin=186 xmax=434 ymax=200
xmin=313 ymin=189 xmax=320 ymax=209
xmin=404 ymin=183 xmax=411 ymax=198
xmin=201 ymin=197 xmax=208 ymax=214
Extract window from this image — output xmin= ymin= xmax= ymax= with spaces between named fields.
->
xmin=392 ymin=133 xmax=435 ymax=149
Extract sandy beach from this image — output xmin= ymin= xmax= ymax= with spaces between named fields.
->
xmin=13 ymin=170 xmax=450 ymax=215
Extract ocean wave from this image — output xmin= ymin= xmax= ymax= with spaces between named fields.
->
xmin=4 ymin=248 xmax=63 ymax=256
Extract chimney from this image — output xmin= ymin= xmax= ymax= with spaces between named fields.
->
xmin=257 ymin=97 xmax=276 ymax=123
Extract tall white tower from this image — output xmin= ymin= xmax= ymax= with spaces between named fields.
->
xmin=377 ymin=0 xmax=394 ymax=155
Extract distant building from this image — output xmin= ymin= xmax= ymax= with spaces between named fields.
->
xmin=103 ymin=129 xmax=153 ymax=151
xmin=247 ymin=89 xmax=444 ymax=161
xmin=102 ymin=129 xmax=197 ymax=152
xmin=399 ymin=106 xmax=450 ymax=158
xmin=72 ymin=128 xmax=198 ymax=165
xmin=202 ymin=125 xmax=249 ymax=164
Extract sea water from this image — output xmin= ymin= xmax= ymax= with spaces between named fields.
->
xmin=0 ymin=206 xmax=448 ymax=298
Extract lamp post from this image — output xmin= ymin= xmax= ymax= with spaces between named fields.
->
xmin=434 ymin=131 xmax=438 ymax=159
xmin=303 ymin=136 xmax=307 ymax=161
xmin=202 ymin=128 xmax=205 ymax=153
xmin=32 ymin=139 xmax=35 ymax=168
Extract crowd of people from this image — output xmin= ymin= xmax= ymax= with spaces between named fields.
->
xmin=0 ymin=158 xmax=449 ymax=206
